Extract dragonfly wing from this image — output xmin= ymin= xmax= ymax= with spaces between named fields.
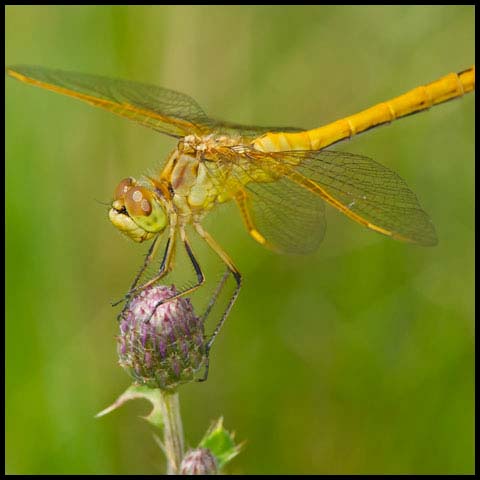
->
xmin=6 ymin=65 xmax=211 ymax=137
xmin=6 ymin=65 xmax=306 ymax=140
xmin=245 ymin=149 xmax=437 ymax=246
xmin=203 ymin=153 xmax=326 ymax=254
xmin=207 ymin=119 xmax=303 ymax=140
xmin=239 ymin=175 xmax=326 ymax=254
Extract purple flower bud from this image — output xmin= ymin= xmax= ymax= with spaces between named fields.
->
xmin=157 ymin=337 xmax=167 ymax=359
xmin=117 ymin=285 xmax=207 ymax=390
xmin=180 ymin=448 xmax=218 ymax=475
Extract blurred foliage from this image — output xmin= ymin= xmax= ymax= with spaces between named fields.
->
xmin=5 ymin=5 xmax=474 ymax=475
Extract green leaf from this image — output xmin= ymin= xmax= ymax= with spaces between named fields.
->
xmin=198 ymin=417 xmax=243 ymax=469
xmin=95 ymin=384 xmax=164 ymax=428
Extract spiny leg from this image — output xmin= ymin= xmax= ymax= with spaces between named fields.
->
xmin=114 ymin=221 xmax=177 ymax=324
xmin=194 ymin=223 xmax=242 ymax=382
xmin=193 ymin=267 xmax=230 ymax=383
xmin=204 ymin=265 xmax=241 ymax=353
xmin=201 ymin=268 xmax=230 ymax=323
xmin=146 ymin=227 xmax=205 ymax=322
xmin=125 ymin=215 xmax=178 ymax=297
xmin=112 ymin=233 xmax=161 ymax=307
xmin=130 ymin=235 xmax=163 ymax=292
xmin=116 ymin=233 xmax=176 ymax=321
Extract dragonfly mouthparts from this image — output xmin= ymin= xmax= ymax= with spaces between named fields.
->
xmin=112 ymin=199 xmax=126 ymax=212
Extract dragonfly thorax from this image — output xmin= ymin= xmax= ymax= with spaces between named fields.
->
xmin=166 ymin=150 xmax=224 ymax=222
xmin=181 ymin=133 xmax=241 ymax=156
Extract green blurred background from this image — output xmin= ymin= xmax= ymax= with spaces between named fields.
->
xmin=5 ymin=5 xmax=474 ymax=475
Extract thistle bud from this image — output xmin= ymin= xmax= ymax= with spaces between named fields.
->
xmin=117 ymin=285 xmax=207 ymax=390
xmin=180 ymin=448 xmax=218 ymax=475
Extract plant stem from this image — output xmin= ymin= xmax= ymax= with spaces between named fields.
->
xmin=159 ymin=390 xmax=184 ymax=474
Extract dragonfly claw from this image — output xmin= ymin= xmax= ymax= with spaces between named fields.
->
xmin=144 ymin=299 xmax=166 ymax=323
xmin=111 ymin=297 xmax=125 ymax=307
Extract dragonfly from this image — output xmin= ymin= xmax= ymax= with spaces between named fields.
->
xmin=6 ymin=64 xmax=475 ymax=355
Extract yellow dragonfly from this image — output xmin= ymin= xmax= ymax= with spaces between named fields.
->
xmin=6 ymin=65 xmax=475 ymax=353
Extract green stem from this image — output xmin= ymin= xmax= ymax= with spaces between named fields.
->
xmin=159 ymin=390 xmax=184 ymax=474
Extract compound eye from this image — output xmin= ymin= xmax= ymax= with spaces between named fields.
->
xmin=124 ymin=186 xmax=154 ymax=217
xmin=113 ymin=177 xmax=136 ymax=201
xmin=123 ymin=186 xmax=167 ymax=233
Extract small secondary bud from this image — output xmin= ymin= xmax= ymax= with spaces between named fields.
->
xmin=180 ymin=448 xmax=218 ymax=475
xmin=117 ymin=285 xmax=207 ymax=390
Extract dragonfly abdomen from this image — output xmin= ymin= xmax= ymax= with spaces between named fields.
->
xmin=253 ymin=66 xmax=475 ymax=153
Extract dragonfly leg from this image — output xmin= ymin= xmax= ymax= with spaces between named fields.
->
xmin=145 ymin=227 xmax=205 ymax=323
xmin=125 ymin=215 xmax=178 ymax=297
xmin=195 ymin=267 xmax=230 ymax=383
xmin=116 ymin=233 xmax=176 ymax=321
xmin=194 ymin=223 xmax=242 ymax=355
xmin=201 ymin=268 xmax=230 ymax=323
xmin=114 ymin=222 xmax=177 ymax=323
xmin=235 ymin=191 xmax=277 ymax=251
xmin=112 ymin=234 xmax=161 ymax=307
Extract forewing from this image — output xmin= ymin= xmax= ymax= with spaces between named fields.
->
xmin=207 ymin=119 xmax=303 ymax=139
xmin=244 ymin=149 xmax=437 ymax=246
xmin=6 ymin=65 xmax=306 ymax=140
xmin=6 ymin=65 xmax=211 ymax=137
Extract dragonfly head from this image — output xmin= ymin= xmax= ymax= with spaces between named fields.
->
xmin=109 ymin=177 xmax=168 ymax=243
